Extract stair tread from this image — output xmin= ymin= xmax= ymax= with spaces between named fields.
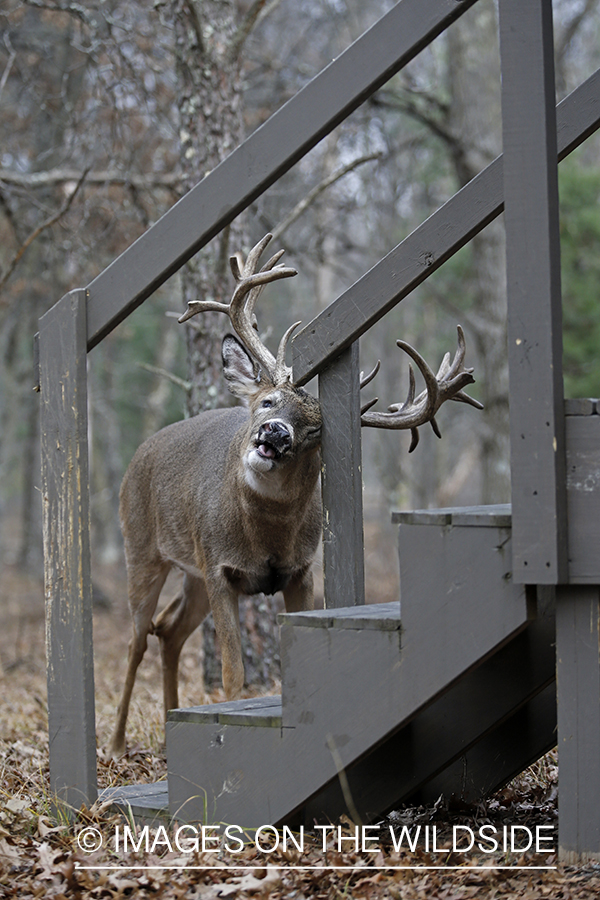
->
xmin=100 ymin=782 xmax=169 ymax=817
xmin=278 ymin=600 xmax=401 ymax=630
xmin=392 ymin=503 xmax=511 ymax=527
xmin=168 ymin=694 xmax=282 ymax=726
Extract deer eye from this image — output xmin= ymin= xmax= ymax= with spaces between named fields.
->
xmin=261 ymin=398 xmax=273 ymax=409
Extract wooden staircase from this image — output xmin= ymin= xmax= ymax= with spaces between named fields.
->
xmin=103 ymin=506 xmax=556 ymax=828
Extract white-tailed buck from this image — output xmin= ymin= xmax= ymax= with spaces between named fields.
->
xmin=111 ymin=234 xmax=482 ymax=758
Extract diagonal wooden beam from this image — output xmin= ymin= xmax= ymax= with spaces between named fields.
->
xmin=292 ymin=67 xmax=600 ymax=385
xmin=84 ymin=0 xmax=478 ymax=349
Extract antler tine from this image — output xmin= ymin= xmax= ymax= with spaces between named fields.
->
xmin=359 ymin=359 xmax=381 ymax=390
xmin=243 ymin=248 xmax=288 ymax=323
xmin=361 ymin=396 xmax=379 ymax=416
xmin=438 ymin=324 xmax=467 ymax=381
xmin=273 ymin=320 xmax=302 ymax=384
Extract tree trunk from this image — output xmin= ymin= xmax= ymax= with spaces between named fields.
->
xmin=170 ymin=0 xmax=282 ymax=692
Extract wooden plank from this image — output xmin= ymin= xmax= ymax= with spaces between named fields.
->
xmin=100 ymin=784 xmax=170 ymax=825
xmin=397 ymin=520 xmax=530 ymax=698
xmin=392 ymin=505 xmax=511 ymax=528
xmin=417 ymin=683 xmax=556 ymax=806
xmin=565 ymin=415 xmax=600 ymax=583
xmin=499 ymin=0 xmax=568 ymax=584
xmin=319 ymin=343 xmax=365 ymax=607
xmin=84 ymin=0 xmax=477 ymax=349
xmin=556 ymin=585 xmax=600 ymax=862
xmin=565 ymin=398 xmax=596 ymax=417
xmin=279 ymin=601 xmax=401 ymax=631
xmin=168 ymin=695 xmax=282 ymax=725
xmin=39 ymin=290 xmax=97 ymax=814
xmin=292 ymin=67 xmax=600 ymax=385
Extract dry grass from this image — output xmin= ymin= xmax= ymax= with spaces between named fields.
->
xmin=1 ymin=548 xmax=599 ymax=898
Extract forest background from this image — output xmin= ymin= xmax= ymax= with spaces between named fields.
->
xmin=1 ymin=0 xmax=600 ymax=686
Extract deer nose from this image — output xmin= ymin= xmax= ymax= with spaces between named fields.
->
xmin=259 ymin=421 xmax=292 ymax=448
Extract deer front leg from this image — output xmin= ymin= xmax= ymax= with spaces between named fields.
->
xmin=283 ymin=567 xmax=315 ymax=613
xmin=111 ymin=562 xmax=170 ymax=759
xmin=154 ymin=573 xmax=210 ymax=717
xmin=208 ymin=579 xmax=244 ymax=700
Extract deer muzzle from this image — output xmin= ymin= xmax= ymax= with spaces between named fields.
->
xmin=256 ymin=420 xmax=293 ymax=460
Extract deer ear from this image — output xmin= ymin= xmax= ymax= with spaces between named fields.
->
xmin=222 ymin=334 xmax=268 ymax=403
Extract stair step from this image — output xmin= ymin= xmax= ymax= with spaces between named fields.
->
xmin=392 ymin=503 xmax=512 ymax=527
xmin=169 ymin=695 xmax=282 ymax=727
xmin=100 ymin=782 xmax=169 ymax=823
xmin=278 ymin=601 xmax=400 ymax=631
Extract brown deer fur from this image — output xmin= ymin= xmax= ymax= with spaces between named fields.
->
xmin=111 ymin=335 xmax=322 ymax=758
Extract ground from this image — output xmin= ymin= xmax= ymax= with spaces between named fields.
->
xmin=1 ymin=537 xmax=600 ymax=899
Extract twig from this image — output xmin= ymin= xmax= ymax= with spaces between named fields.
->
xmin=0 ymin=35 xmax=16 ymax=101
xmin=271 ymin=153 xmax=382 ymax=243
xmin=0 ymin=168 xmax=184 ymax=190
xmin=138 ymin=363 xmax=192 ymax=393
xmin=0 ymin=168 xmax=89 ymax=297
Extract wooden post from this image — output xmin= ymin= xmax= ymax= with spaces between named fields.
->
xmin=318 ymin=342 xmax=365 ymax=608
xmin=499 ymin=0 xmax=568 ymax=584
xmin=39 ymin=289 xmax=97 ymax=815
xmin=556 ymin=586 xmax=600 ymax=862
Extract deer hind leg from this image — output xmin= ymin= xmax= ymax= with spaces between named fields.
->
xmin=110 ymin=562 xmax=170 ymax=759
xmin=154 ymin=573 xmax=209 ymax=718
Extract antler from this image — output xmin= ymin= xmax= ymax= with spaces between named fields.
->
xmin=178 ymin=234 xmax=299 ymax=385
xmin=361 ymin=325 xmax=483 ymax=452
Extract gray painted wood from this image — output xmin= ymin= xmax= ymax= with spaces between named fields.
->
xmin=302 ymin=607 xmax=556 ymax=823
xmin=556 ymin=586 xmax=600 ymax=862
xmin=169 ymin=696 xmax=282 ymax=727
xmin=278 ymin=600 xmax=400 ymax=631
xmin=499 ymin=0 xmax=568 ymax=584
xmin=393 ymin=421 xmax=600 ymax=586
xmin=100 ymin=784 xmax=170 ymax=825
xmin=565 ymin=398 xmax=597 ymax=417
xmin=84 ymin=0 xmax=477 ymax=349
xmin=417 ymin=683 xmax=556 ymax=807
xmin=39 ymin=290 xmax=97 ymax=814
xmin=292 ymin=68 xmax=600 ymax=385
xmin=319 ymin=343 xmax=365 ymax=607
xmin=565 ymin=415 xmax=600 ymax=583
xmin=392 ymin=505 xmax=512 ymax=528
xmin=397 ymin=519 xmax=529 ymax=697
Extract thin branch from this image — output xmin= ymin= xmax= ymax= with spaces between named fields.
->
xmin=229 ymin=0 xmax=270 ymax=60
xmin=182 ymin=0 xmax=204 ymax=53
xmin=22 ymin=0 xmax=96 ymax=27
xmin=372 ymin=90 xmax=457 ymax=155
xmin=138 ymin=362 xmax=192 ymax=393
xmin=0 ymin=168 xmax=184 ymax=190
xmin=371 ymin=89 xmax=476 ymax=184
xmin=0 ymin=169 xmax=89 ymax=297
xmin=271 ymin=153 xmax=382 ymax=243
xmin=556 ymin=0 xmax=599 ymax=66
xmin=0 ymin=35 xmax=16 ymax=101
